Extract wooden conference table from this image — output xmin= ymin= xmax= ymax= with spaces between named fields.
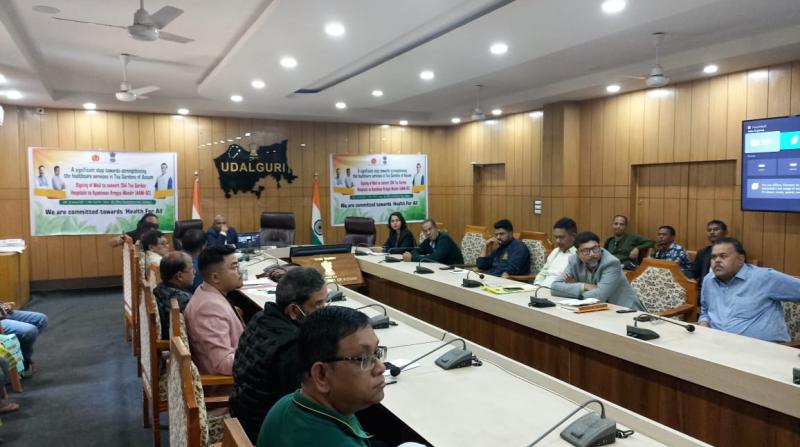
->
xmin=242 ymin=253 xmax=706 ymax=447
xmin=336 ymin=253 xmax=800 ymax=447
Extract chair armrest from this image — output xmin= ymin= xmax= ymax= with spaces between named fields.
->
xmin=155 ymin=340 xmax=170 ymax=351
xmin=506 ymin=274 xmax=535 ymax=283
xmin=204 ymin=394 xmax=230 ymax=410
xmin=658 ymin=303 xmax=695 ymax=319
xmin=201 ymin=374 xmax=234 ymax=386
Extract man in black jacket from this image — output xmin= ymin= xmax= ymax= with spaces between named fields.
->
xmin=229 ymin=267 xmax=328 ymax=442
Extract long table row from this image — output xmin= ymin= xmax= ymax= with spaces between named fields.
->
xmin=242 ymin=253 xmax=707 ymax=446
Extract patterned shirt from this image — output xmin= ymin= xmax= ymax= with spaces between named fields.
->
xmin=650 ymin=242 xmax=692 ymax=272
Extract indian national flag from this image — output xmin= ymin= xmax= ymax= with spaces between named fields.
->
xmin=191 ymin=173 xmax=203 ymax=220
xmin=311 ymin=175 xmax=325 ymax=245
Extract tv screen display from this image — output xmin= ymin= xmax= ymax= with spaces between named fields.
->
xmin=742 ymin=115 xmax=800 ymax=213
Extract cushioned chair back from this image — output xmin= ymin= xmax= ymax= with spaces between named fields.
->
xmin=783 ymin=302 xmax=800 ymax=342
xmin=630 ymin=267 xmax=688 ymax=315
xmin=461 ymin=232 xmax=486 ymax=266
xmin=259 ymin=212 xmax=296 ymax=247
xmin=342 ymin=217 xmax=376 ymax=246
xmin=519 ymin=239 xmax=549 ymax=276
xmin=168 ymin=336 xmax=204 ymax=447
xmin=173 ymin=219 xmax=203 ymax=250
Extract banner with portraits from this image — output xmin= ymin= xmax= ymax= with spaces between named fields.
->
xmin=28 ymin=148 xmax=178 ymax=236
xmin=329 ymin=154 xmax=428 ymax=226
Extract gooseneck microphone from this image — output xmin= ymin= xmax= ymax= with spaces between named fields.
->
xmin=527 ymin=399 xmax=616 ymax=446
xmin=637 ymin=312 xmax=696 ymax=332
xmin=528 ymin=285 xmax=556 ymax=308
xmin=381 ymin=247 xmax=405 ymax=263
xmin=387 ymin=338 xmax=472 ymax=377
xmin=626 ymin=312 xmax=695 ymax=341
xmin=354 ymin=243 xmax=372 ymax=256
xmin=355 ymin=304 xmax=393 ymax=329
xmin=326 ymin=281 xmax=345 ymax=302
xmin=462 ymin=270 xmax=485 ymax=288
xmin=415 ymin=256 xmax=435 ymax=274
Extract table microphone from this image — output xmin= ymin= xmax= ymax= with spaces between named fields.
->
xmin=355 ymin=304 xmax=394 ymax=329
xmin=382 ymin=247 xmax=405 ymax=263
xmin=626 ymin=312 xmax=695 ymax=341
xmin=527 ymin=399 xmax=617 ymax=447
xmin=415 ymin=256 xmax=435 ymax=274
xmin=354 ymin=243 xmax=372 ymax=256
xmin=529 ymin=285 xmax=556 ymax=308
xmin=326 ymin=282 xmax=345 ymax=302
xmin=462 ymin=271 xmax=484 ymax=288
xmin=387 ymin=338 xmax=474 ymax=377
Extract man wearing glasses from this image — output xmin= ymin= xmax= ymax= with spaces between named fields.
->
xmin=230 ymin=268 xmax=329 ymax=443
xmin=551 ymin=232 xmax=645 ymax=310
xmin=258 ymin=306 xmax=386 ymax=447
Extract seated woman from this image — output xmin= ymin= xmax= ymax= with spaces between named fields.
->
xmin=372 ymin=212 xmax=416 ymax=253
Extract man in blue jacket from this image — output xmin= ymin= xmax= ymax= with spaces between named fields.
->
xmin=476 ymin=219 xmax=530 ymax=277
xmin=207 ymin=214 xmax=238 ymax=247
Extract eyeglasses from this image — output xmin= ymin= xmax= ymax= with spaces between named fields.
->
xmin=579 ymin=245 xmax=602 ymax=256
xmin=323 ymin=346 xmax=388 ymax=371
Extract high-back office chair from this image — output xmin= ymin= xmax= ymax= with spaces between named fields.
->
xmin=259 ymin=212 xmax=296 ymax=247
xmin=173 ymin=219 xmax=203 ymax=250
xmin=342 ymin=217 xmax=376 ymax=246
xmin=460 ymin=225 xmax=488 ymax=267
xmin=627 ymin=258 xmax=698 ymax=321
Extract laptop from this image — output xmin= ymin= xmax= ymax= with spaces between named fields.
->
xmin=237 ymin=232 xmax=261 ymax=249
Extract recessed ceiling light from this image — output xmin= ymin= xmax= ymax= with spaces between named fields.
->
xmin=228 ymin=139 xmax=233 ymax=142
xmin=300 ymin=143 xmax=307 ymax=147
xmin=245 ymin=132 xmax=251 ymax=137
xmin=280 ymin=57 xmax=298 ymax=69
xmin=235 ymin=136 xmax=241 ymax=140
xmin=371 ymin=89 xmax=384 ymax=97
xmin=230 ymin=94 xmax=243 ymax=102
xmin=0 ymin=74 xmax=6 ymax=84
xmin=647 ymin=88 xmax=671 ymax=98
xmin=451 ymin=117 xmax=461 ymax=124
xmin=251 ymin=79 xmax=265 ymax=89
xmin=489 ymin=43 xmax=508 ymax=55
xmin=335 ymin=102 xmax=347 ymax=109
xmin=601 ymin=0 xmax=626 ymax=14
xmin=606 ymin=84 xmax=621 ymax=93
xmin=703 ymin=64 xmax=719 ymax=74
xmin=419 ymin=70 xmax=435 ymax=80
xmin=32 ymin=5 xmax=60 ymax=14
xmin=325 ymin=22 xmax=345 ymax=37
xmin=5 ymin=90 xmax=23 ymax=100
xmin=177 ymin=108 xmax=189 ymax=115
xmin=485 ymin=120 xmax=498 ymax=125
xmin=381 ymin=124 xmax=390 ymax=128
xmin=529 ymin=111 xmax=543 ymax=118
xmin=83 ymin=102 xmax=97 ymax=110
xmin=491 ymin=108 xmax=502 ymax=116
xmin=399 ymin=120 xmax=408 ymax=126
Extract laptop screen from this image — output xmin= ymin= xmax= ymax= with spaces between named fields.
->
xmin=237 ymin=232 xmax=261 ymax=248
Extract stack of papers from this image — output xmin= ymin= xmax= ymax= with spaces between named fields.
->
xmin=558 ymin=298 xmax=609 ymax=313
xmin=0 ymin=239 xmax=25 ymax=253
xmin=480 ymin=284 xmax=535 ymax=294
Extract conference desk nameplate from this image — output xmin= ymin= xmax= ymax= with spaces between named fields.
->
xmin=291 ymin=253 xmax=364 ymax=286
xmin=355 ymin=255 xmax=800 ymax=446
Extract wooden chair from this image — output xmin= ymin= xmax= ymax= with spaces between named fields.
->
xmin=129 ymin=244 xmax=142 ymax=360
xmin=518 ymin=231 xmax=554 ymax=253
xmin=168 ymin=336 xmax=231 ymax=447
xmin=123 ymin=241 xmax=134 ymax=343
xmin=222 ymin=418 xmax=254 ymax=447
xmin=627 ymin=258 xmax=699 ymax=321
xmin=139 ymin=282 xmax=169 ymax=447
xmin=460 ymin=225 xmax=488 ymax=267
xmin=783 ymin=302 xmax=800 ymax=348
xmin=501 ymin=232 xmax=550 ymax=283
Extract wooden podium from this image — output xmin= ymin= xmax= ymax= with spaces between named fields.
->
xmin=292 ymin=253 xmax=363 ymax=286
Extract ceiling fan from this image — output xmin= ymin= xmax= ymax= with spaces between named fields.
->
xmin=471 ymin=84 xmax=486 ymax=121
xmin=627 ymin=32 xmax=671 ymax=88
xmin=53 ymin=0 xmax=194 ymax=44
xmin=116 ymin=54 xmax=159 ymax=102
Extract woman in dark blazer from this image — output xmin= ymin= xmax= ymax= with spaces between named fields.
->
xmin=373 ymin=212 xmax=416 ymax=253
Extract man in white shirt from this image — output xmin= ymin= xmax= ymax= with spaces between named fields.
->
xmin=155 ymin=162 xmax=173 ymax=191
xmin=51 ymin=166 xmax=66 ymax=190
xmin=534 ymin=217 xmax=577 ymax=287
xmin=36 ymin=165 xmax=48 ymax=187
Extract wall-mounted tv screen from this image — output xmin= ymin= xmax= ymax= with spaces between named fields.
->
xmin=742 ymin=115 xmax=800 ymax=213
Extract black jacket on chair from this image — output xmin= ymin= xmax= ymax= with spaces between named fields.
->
xmin=229 ymin=302 xmax=301 ymax=442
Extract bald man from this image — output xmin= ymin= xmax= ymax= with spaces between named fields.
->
xmin=207 ymin=214 xmax=239 ymax=248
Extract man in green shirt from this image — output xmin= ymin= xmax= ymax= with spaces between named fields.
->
xmin=603 ymin=215 xmax=654 ymax=269
xmin=402 ymin=219 xmax=464 ymax=265
xmin=257 ymin=306 xmax=387 ymax=447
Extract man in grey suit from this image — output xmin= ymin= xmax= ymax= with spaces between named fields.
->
xmin=551 ymin=231 xmax=645 ymax=311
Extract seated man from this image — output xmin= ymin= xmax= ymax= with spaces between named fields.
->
xmin=180 ymin=228 xmax=206 ymax=293
xmin=534 ymin=217 xmax=578 ymax=287
xmin=258 ymin=306 xmax=386 ymax=447
xmin=603 ymin=215 xmax=654 ymax=268
xmin=107 ymin=212 xmax=159 ymax=247
xmin=699 ymin=237 xmax=800 ymax=342
xmin=184 ymin=245 xmax=245 ymax=375
xmin=650 ymin=225 xmax=692 ymax=275
xmin=230 ymin=267 xmax=329 ymax=442
xmin=140 ymin=229 xmax=170 ymax=272
xmin=0 ymin=303 xmax=47 ymax=375
xmin=476 ymin=219 xmax=530 ymax=277
xmin=691 ymin=219 xmax=727 ymax=287
xmin=552 ymin=231 xmax=645 ymax=310
xmin=207 ymin=214 xmax=239 ymax=248
xmin=402 ymin=219 xmax=463 ymax=266
xmin=153 ymin=251 xmax=195 ymax=340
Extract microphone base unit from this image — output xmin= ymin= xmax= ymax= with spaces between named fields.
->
xmin=327 ymin=290 xmax=345 ymax=302
xmin=369 ymin=314 xmax=392 ymax=329
xmin=415 ymin=266 xmax=435 ymax=274
xmin=529 ymin=296 xmax=556 ymax=308
xmin=560 ymin=412 xmax=617 ymax=447
xmin=354 ymin=251 xmax=370 ymax=256
xmin=462 ymin=279 xmax=483 ymax=288
xmin=384 ymin=255 xmax=402 ymax=263
xmin=793 ymin=367 xmax=800 ymax=385
xmin=434 ymin=348 xmax=474 ymax=370
xmin=626 ymin=325 xmax=660 ymax=340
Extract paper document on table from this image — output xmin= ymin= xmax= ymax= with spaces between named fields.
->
xmin=241 ymin=277 xmax=277 ymax=288
xmin=557 ymin=298 xmax=599 ymax=306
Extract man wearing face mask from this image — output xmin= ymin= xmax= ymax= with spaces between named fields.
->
xmin=475 ymin=219 xmax=530 ymax=278
xmin=551 ymin=231 xmax=645 ymax=310
xmin=229 ymin=268 xmax=329 ymax=442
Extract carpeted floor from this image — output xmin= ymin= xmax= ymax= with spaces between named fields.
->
xmin=0 ymin=287 xmax=168 ymax=446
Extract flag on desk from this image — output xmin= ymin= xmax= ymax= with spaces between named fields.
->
xmin=311 ymin=174 xmax=325 ymax=245
xmin=191 ymin=173 xmax=202 ymax=220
